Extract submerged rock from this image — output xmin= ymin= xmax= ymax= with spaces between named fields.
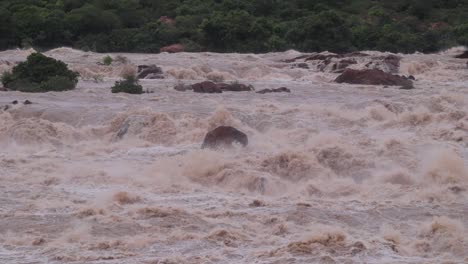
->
xmin=295 ymin=63 xmax=309 ymax=69
xmin=257 ymin=87 xmax=291 ymax=94
xmin=201 ymin=126 xmax=248 ymax=149
xmin=115 ymin=115 xmax=151 ymax=139
xmin=191 ymin=81 xmax=253 ymax=93
xmin=218 ymin=82 xmax=253 ymax=92
xmin=335 ymin=69 xmax=413 ymax=89
xmin=318 ymin=58 xmax=357 ymax=73
xmin=174 ymin=83 xmax=192 ymax=92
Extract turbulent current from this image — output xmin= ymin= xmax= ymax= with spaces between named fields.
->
xmin=0 ymin=47 xmax=467 ymax=264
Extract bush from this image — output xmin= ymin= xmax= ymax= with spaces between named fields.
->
xmin=111 ymin=75 xmax=143 ymax=94
xmin=3 ymin=53 xmax=79 ymax=92
xmin=8 ymin=79 xmax=41 ymax=92
xmin=103 ymin=55 xmax=113 ymax=65
xmin=40 ymin=76 xmax=77 ymax=92
xmin=1 ymin=71 xmax=13 ymax=87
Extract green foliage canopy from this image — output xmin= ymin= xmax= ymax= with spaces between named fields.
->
xmin=0 ymin=0 xmax=467 ymax=53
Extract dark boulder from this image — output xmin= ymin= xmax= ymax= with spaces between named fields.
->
xmin=202 ymin=126 xmax=248 ymax=149
xmin=23 ymin=100 xmax=32 ymax=105
xmin=191 ymin=81 xmax=253 ymax=93
xmin=335 ymin=69 xmax=413 ymax=89
xmin=257 ymin=87 xmax=291 ymax=94
xmin=218 ymin=82 xmax=253 ymax=92
xmin=137 ymin=65 xmax=163 ymax=79
xmin=192 ymin=81 xmax=222 ymax=93
xmin=0 ymin=87 xmax=7 ymax=91
xmin=455 ymin=51 xmax=468 ymax=59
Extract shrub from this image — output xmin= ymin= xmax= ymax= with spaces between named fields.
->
xmin=8 ymin=79 xmax=41 ymax=92
xmin=111 ymin=75 xmax=143 ymax=94
xmin=3 ymin=53 xmax=79 ymax=92
xmin=1 ymin=71 xmax=13 ymax=87
xmin=103 ymin=55 xmax=113 ymax=65
xmin=40 ymin=76 xmax=76 ymax=92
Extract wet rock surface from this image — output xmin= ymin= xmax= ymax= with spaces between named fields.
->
xmin=192 ymin=81 xmax=223 ymax=93
xmin=201 ymin=126 xmax=248 ymax=149
xmin=335 ymin=69 xmax=413 ymax=89
xmin=137 ymin=65 xmax=163 ymax=79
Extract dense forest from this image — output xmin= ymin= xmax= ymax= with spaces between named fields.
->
xmin=0 ymin=0 xmax=467 ymax=54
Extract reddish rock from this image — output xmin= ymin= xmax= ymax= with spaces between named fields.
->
xmin=335 ymin=69 xmax=413 ymax=89
xmin=192 ymin=81 xmax=222 ymax=93
xmin=257 ymin=87 xmax=291 ymax=94
xmin=202 ymin=126 xmax=248 ymax=149
xmin=430 ymin=22 xmax=449 ymax=30
xmin=160 ymin=44 xmax=184 ymax=53
xmin=0 ymin=87 xmax=7 ymax=91
xmin=158 ymin=16 xmax=175 ymax=25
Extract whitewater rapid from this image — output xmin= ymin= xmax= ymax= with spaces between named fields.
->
xmin=0 ymin=48 xmax=467 ymax=263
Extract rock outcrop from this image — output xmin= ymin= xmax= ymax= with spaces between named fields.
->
xmin=202 ymin=126 xmax=248 ymax=149
xmin=284 ymin=52 xmax=402 ymax=74
xmin=335 ymin=69 xmax=413 ymax=89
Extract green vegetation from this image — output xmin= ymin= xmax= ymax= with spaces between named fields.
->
xmin=1 ymin=53 xmax=79 ymax=92
xmin=111 ymin=75 xmax=143 ymax=94
xmin=0 ymin=1 xmax=467 ymax=53
xmin=103 ymin=55 xmax=113 ymax=65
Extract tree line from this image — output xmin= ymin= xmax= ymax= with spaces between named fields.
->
xmin=1 ymin=0 xmax=467 ymax=54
